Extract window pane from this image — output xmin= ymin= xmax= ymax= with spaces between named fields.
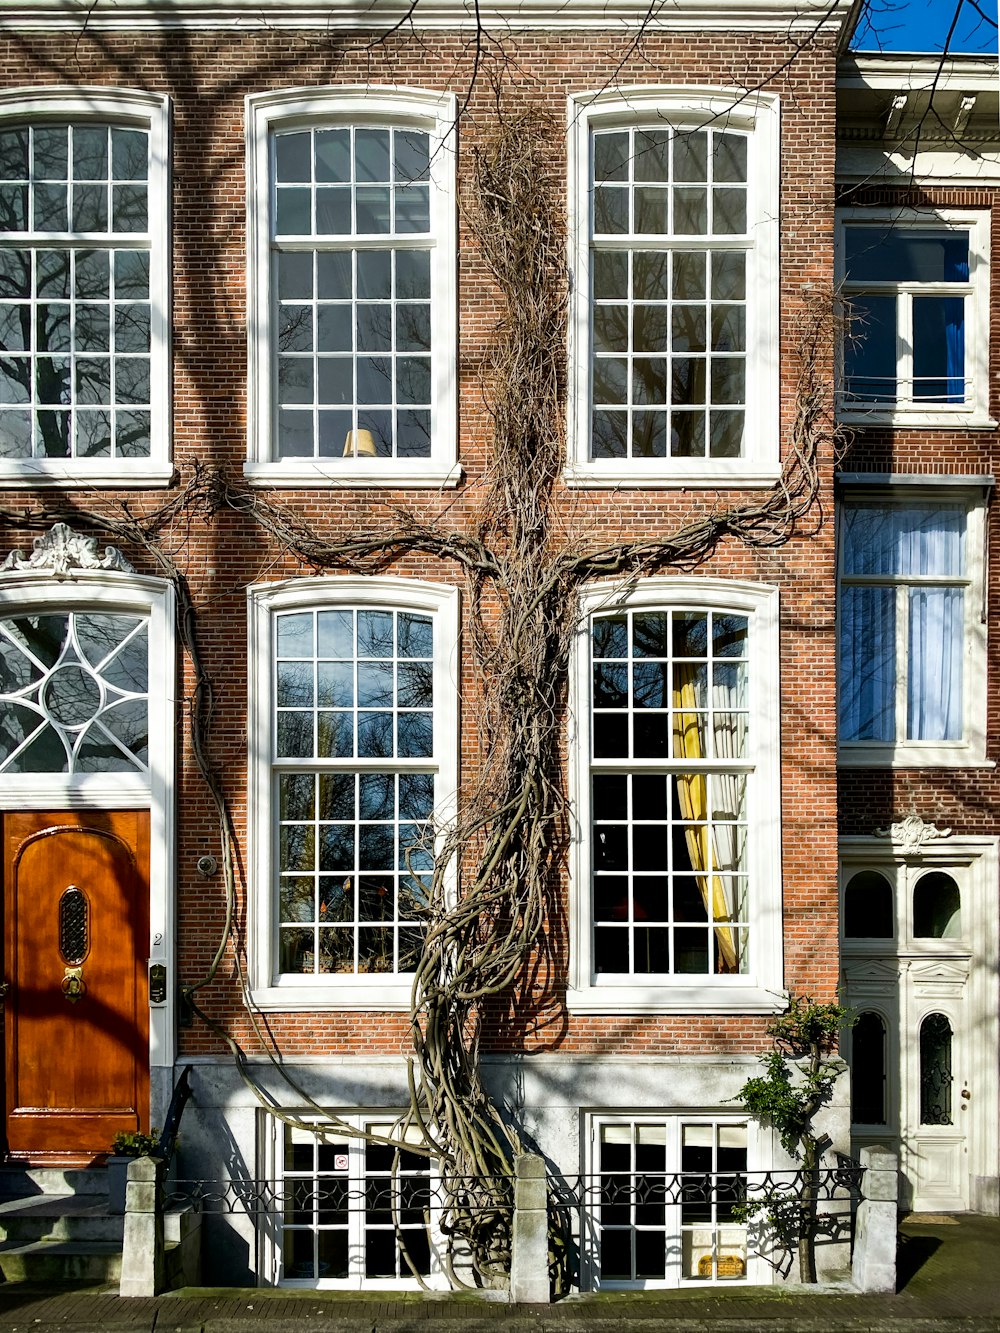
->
xmin=271 ymin=606 xmax=436 ymax=977
xmin=843 ymin=870 xmax=893 ymax=939
xmin=272 ymin=124 xmax=436 ymax=459
xmin=839 ymin=585 xmax=895 ymax=742
xmin=842 ymin=503 xmax=965 ymax=578
xmin=590 ymin=608 xmax=751 ymax=980
xmin=913 ymin=296 xmax=965 ymax=403
xmin=851 ymin=1012 xmax=887 ymax=1125
xmin=908 ymin=586 xmax=963 ymax=741
xmin=844 ymin=294 xmax=896 ymax=403
xmin=845 ymin=228 xmax=969 ymax=284
xmin=919 ymin=1013 xmax=953 ymax=1125
xmin=0 ymin=610 xmax=148 ymax=774
xmin=913 ymin=872 xmax=961 ymax=939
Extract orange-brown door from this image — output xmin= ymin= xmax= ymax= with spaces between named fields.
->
xmin=3 ymin=810 xmax=149 ymax=1163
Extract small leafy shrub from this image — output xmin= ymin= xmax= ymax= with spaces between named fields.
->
xmin=111 ymin=1128 xmax=160 ymax=1157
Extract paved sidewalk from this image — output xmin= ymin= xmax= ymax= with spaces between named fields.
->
xmin=0 ymin=1214 xmax=995 ymax=1332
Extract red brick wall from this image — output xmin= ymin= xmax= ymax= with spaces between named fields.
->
xmin=0 ymin=26 xmax=844 ymax=1059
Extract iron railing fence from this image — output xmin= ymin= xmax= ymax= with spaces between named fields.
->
xmin=555 ymin=1161 xmax=864 ymax=1212
xmin=166 ymin=1174 xmax=513 ymax=1220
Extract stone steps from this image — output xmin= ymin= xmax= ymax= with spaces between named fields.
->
xmin=0 ymin=1237 xmax=122 ymax=1284
xmin=0 ymin=1192 xmax=124 ymax=1243
xmin=0 ymin=1167 xmax=109 ymax=1199
xmin=0 ymin=1167 xmax=120 ymax=1286
xmin=0 ymin=1164 xmax=200 ymax=1291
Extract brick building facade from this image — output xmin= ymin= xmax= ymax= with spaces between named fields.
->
xmin=0 ymin=0 xmax=993 ymax=1294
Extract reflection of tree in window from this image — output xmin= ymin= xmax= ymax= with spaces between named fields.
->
xmin=274 ymin=607 xmax=435 ymax=977
xmin=590 ymin=125 xmax=748 ymax=461
xmin=0 ymin=122 xmax=150 ymax=459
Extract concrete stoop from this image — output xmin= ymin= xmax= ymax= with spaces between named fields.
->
xmin=0 ymin=1167 xmax=197 ymax=1290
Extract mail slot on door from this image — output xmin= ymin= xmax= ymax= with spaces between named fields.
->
xmin=149 ymin=962 xmax=167 ymax=1005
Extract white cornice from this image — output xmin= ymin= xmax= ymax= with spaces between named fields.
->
xmin=0 ymin=0 xmax=858 ymax=33
xmin=838 ymin=52 xmax=1000 ymax=92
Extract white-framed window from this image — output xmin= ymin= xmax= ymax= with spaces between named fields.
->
xmin=568 ymin=578 xmax=782 ymax=1014
xmin=0 ymin=88 xmax=171 ymax=488
xmin=245 ymin=87 xmax=458 ymax=488
xmin=837 ymin=478 xmax=990 ymax=767
xmin=567 ymin=88 xmax=779 ymax=489
xmin=585 ymin=1114 xmax=757 ymax=1289
xmin=264 ymin=1112 xmax=445 ymax=1289
xmin=837 ymin=209 xmax=992 ymax=429
xmin=248 ymin=576 xmax=458 ymax=1009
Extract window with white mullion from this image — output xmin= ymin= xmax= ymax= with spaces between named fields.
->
xmin=840 ymin=217 xmax=984 ymax=415
xmin=592 ymin=1117 xmax=749 ymax=1287
xmin=273 ymin=605 xmax=435 ymax=979
xmin=277 ymin=1115 xmax=437 ymax=1287
xmin=590 ymin=607 xmax=751 ymax=977
xmin=0 ymin=116 xmax=155 ymax=464
xmin=589 ymin=123 xmax=749 ymax=464
xmin=271 ymin=123 xmax=433 ymax=462
xmin=839 ymin=498 xmax=970 ymax=747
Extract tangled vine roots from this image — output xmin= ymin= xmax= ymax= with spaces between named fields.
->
xmin=0 ymin=100 xmax=836 ymax=1294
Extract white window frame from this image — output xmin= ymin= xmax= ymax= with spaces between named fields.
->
xmin=567 ymin=577 xmax=783 ymax=1014
xmin=566 ymin=87 xmax=779 ymax=490
xmin=245 ymin=87 xmax=458 ymax=489
xmin=836 ymin=208 xmax=993 ymax=430
xmin=0 ymin=86 xmax=171 ymax=488
xmin=0 ymin=567 xmax=176 ymax=1067
xmin=261 ymin=1109 xmax=447 ymax=1290
xmin=836 ymin=475 xmax=991 ymax=769
xmin=247 ymin=575 xmax=459 ymax=1009
xmin=583 ymin=1111 xmax=764 ymax=1290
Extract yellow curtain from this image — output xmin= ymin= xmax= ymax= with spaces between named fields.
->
xmin=671 ymin=666 xmax=738 ymax=973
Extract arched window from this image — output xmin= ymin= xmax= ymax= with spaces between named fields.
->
xmin=843 ymin=869 xmax=893 ymax=939
xmin=851 ymin=1011 xmax=887 ymax=1125
xmin=919 ymin=1012 xmax=953 ymax=1125
xmin=913 ymin=871 xmax=961 ymax=939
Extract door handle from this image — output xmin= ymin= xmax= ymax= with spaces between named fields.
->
xmin=960 ymin=1087 xmax=971 ymax=1101
xmin=0 ymin=981 xmax=8 ymax=1000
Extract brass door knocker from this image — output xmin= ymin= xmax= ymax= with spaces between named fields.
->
xmin=61 ymin=967 xmax=86 ymax=1003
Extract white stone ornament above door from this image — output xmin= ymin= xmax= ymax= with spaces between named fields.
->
xmin=0 ymin=523 xmax=134 ymax=576
xmin=874 ymin=814 xmax=952 ymax=851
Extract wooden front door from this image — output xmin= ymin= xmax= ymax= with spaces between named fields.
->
xmin=3 ymin=810 xmax=149 ymax=1162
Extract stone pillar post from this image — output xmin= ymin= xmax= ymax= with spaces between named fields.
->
xmin=119 ymin=1154 xmax=165 ymax=1297
xmin=509 ymin=1153 xmax=549 ymax=1304
xmin=852 ymin=1144 xmax=898 ymax=1293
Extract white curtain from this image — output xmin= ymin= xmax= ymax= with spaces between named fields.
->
xmin=841 ymin=504 xmax=964 ymax=742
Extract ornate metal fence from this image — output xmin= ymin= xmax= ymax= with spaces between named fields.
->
xmin=167 ymin=1174 xmax=512 ymax=1286
xmin=166 ymin=1160 xmax=863 ymax=1290
xmin=550 ymin=1162 xmax=863 ymax=1288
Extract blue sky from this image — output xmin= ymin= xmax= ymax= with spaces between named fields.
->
xmin=853 ymin=0 xmax=998 ymax=52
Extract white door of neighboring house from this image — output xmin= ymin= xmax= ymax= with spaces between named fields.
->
xmin=840 ymin=824 xmax=998 ymax=1215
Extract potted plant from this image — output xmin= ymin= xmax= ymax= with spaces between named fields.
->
xmin=107 ymin=1128 xmax=160 ymax=1214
